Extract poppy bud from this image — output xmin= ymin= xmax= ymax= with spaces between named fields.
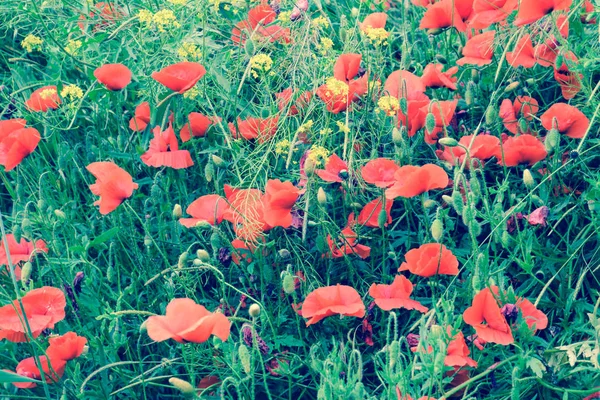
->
xmin=545 ymin=128 xmax=560 ymax=152
xmin=144 ymin=235 xmax=152 ymax=247
xmin=531 ymin=195 xmax=544 ymax=207
xmin=139 ymin=319 xmax=148 ymax=333
xmin=81 ymin=345 xmax=89 ymax=357
xmin=504 ymin=81 xmax=520 ymax=93
xmin=351 ymin=7 xmax=359 ymax=17
xmin=523 ymin=169 xmax=535 ymax=189
xmin=317 ymin=187 xmax=327 ymax=205
xmin=21 ymin=218 xmax=32 ymax=237
xmin=431 ymin=219 xmax=443 ymax=242
xmin=427 ymin=28 xmax=442 ymax=35
xmin=470 ymin=220 xmax=482 ymax=236
xmin=195 ymin=220 xmax=212 ymax=229
xmin=525 ymin=78 xmax=535 ymax=86
xmin=465 ymin=82 xmax=475 ymax=106
xmin=249 ymin=303 xmax=261 ymax=317
xmin=239 ymin=344 xmax=251 ymax=374
xmin=392 ymin=127 xmax=403 ymax=145
xmin=485 ymin=106 xmax=497 ymax=126
xmin=150 ymin=183 xmax=161 ymax=199
xmin=193 ymin=258 xmax=203 ymax=266
xmin=304 ymin=157 xmax=316 ymax=175
xmin=168 ymin=377 xmax=195 ymax=395
xmin=278 ymin=249 xmax=291 ymax=259
xmin=422 ymin=199 xmax=436 ymax=209
xmin=282 ymin=273 xmax=296 ymax=294
xmin=107 ymin=265 xmax=115 ymax=283
xmin=469 ymin=175 xmax=481 ymax=201
xmin=244 ymin=39 xmax=255 ymax=57
xmin=172 ymin=204 xmax=182 ymax=219
xmin=196 ymin=249 xmax=210 ymax=262
xmin=205 ymin=162 xmax=214 ymax=182
xmin=471 ymin=269 xmax=481 ymax=291
xmin=388 ymin=340 xmax=400 ymax=369
xmin=438 ymin=137 xmax=458 ymax=147
xmin=501 ymin=230 xmax=511 ymax=248
xmin=451 ymin=191 xmax=464 ymax=214
xmin=13 ymin=225 xmax=22 ymax=243
xmin=442 ymin=195 xmax=453 ymax=206
xmin=37 ymin=199 xmax=46 ymax=210
xmin=399 ymin=98 xmax=408 ymax=115
xmin=178 ymin=252 xmax=189 ymax=269
xmin=518 ymin=117 xmax=528 ymax=134
xmin=376 ymin=208 xmax=388 ymax=229
xmin=211 ymin=154 xmax=226 ymax=167
xmin=555 ymin=54 xmax=564 ymax=69
xmin=20 ymin=262 xmax=33 ymax=283
xmin=471 ymin=69 xmax=479 ymax=83
xmin=54 ymin=209 xmax=66 ymax=220
xmin=425 ymin=112 xmax=436 ymax=133
xmin=435 ymin=54 xmax=447 ymax=64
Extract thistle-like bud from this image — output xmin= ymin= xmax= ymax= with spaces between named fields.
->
xmin=504 ymin=81 xmax=520 ymax=93
xmin=249 ymin=303 xmax=261 ymax=318
xmin=431 ymin=219 xmax=443 ymax=242
xmin=438 ymin=137 xmax=458 ymax=147
xmin=168 ymin=377 xmax=195 ymax=395
xmin=172 ymin=204 xmax=182 ymax=219
xmin=205 ymin=162 xmax=214 ymax=182
xmin=545 ymin=128 xmax=560 ymax=152
xmin=282 ymin=273 xmax=296 ymax=294
xmin=451 ymin=190 xmax=464 ymax=214
xmin=523 ymin=169 xmax=535 ymax=189
xmin=317 ymin=187 xmax=327 ymax=205
xmin=425 ymin=112 xmax=436 ymax=133
xmin=485 ymin=106 xmax=497 ymax=126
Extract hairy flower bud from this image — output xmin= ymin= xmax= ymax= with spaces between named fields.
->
xmin=168 ymin=377 xmax=195 ymax=395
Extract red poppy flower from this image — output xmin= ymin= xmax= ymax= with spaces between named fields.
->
xmin=499 ymin=96 xmax=539 ymax=134
xmin=0 ymin=118 xmax=26 ymax=138
xmin=385 ymin=164 xmax=449 ymax=199
xmin=315 ymin=154 xmax=348 ymax=183
xmin=399 ymin=243 xmax=459 ymax=277
xmin=180 ymin=194 xmax=229 ymax=227
xmin=78 ymin=2 xmax=124 ymax=32
xmin=514 ymin=0 xmax=572 ymax=26
xmin=262 ymin=179 xmax=300 ymax=228
xmin=9 ymin=356 xmax=66 ymax=389
xmin=325 ymin=226 xmax=371 ymax=259
xmin=0 ymin=234 xmax=48 ymax=281
xmin=469 ymin=0 xmax=519 ymax=29
xmin=419 ymin=0 xmax=472 ymax=32
xmin=151 ymin=62 xmax=206 ymax=93
xmin=228 ymin=116 xmax=279 ymax=143
xmin=25 ymin=86 xmax=61 ymax=112
xmin=358 ymin=197 xmax=393 ymax=228
xmin=361 ymin=158 xmax=401 ymax=188
xmin=463 ymin=287 xmax=514 ymax=345
xmin=275 ymin=88 xmax=312 ymax=115
xmin=540 ymin=103 xmax=589 ymax=139
xmin=93 ymin=63 xmax=132 ymax=90
xmin=445 ymin=329 xmax=477 ymax=367
xmin=0 ymin=286 xmax=66 ymax=342
xmin=457 ymin=30 xmax=495 ymax=66
xmin=231 ymin=5 xmax=290 ymax=44
xmin=506 ymin=35 xmax=537 ymax=68
xmin=87 ymin=161 xmax=138 ymax=214
xmin=46 ymin=332 xmax=87 ymax=361
xmin=145 ymin=298 xmax=231 ymax=343
xmin=129 ymin=102 xmax=151 ymax=131
xmin=421 ymin=64 xmax=458 ymax=90
xmin=384 ymin=70 xmax=427 ymax=100
xmin=360 ymin=12 xmax=387 ymax=32
xmin=316 ymin=54 xmax=369 ymax=113
xmin=495 ymin=134 xmax=547 ymax=166
xmin=141 ymin=125 xmax=194 ymax=169
xmin=554 ymin=52 xmax=582 ymax=100
xmin=0 ymin=127 xmax=41 ymax=171
xmin=421 ymin=100 xmax=457 ymax=130
xmin=222 ymin=186 xmax=268 ymax=242
xmin=515 ymin=296 xmax=548 ymax=331
xmin=198 ymin=375 xmax=221 ymax=390
xmin=436 ymin=134 xmax=500 ymax=167
xmin=369 ymin=275 xmax=428 ymax=312
xmin=301 ymin=284 xmax=365 ymax=326
xmin=179 ymin=112 xmax=220 ymax=142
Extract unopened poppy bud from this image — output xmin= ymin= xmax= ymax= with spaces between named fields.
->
xmin=249 ymin=303 xmax=261 ymax=317
xmin=399 ymin=98 xmax=408 ymax=115
xmin=196 ymin=249 xmax=210 ymax=262
xmin=195 ymin=220 xmax=212 ymax=229
xmin=433 ymin=349 xmax=446 ymax=376
xmin=282 ymin=273 xmax=296 ymax=294
xmin=193 ymin=258 xmax=203 ymax=266
xmin=13 ymin=226 xmax=22 ymax=243
xmin=239 ymin=344 xmax=251 ymax=374
xmin=20 ymin=262 xmax=33 ymax=283
xmin=429 ymin=324 xmax=444 ymax=340
xmin=308 ymin=220 xmax=318 ymax=226
xmin=144 ymin=235 xmax=152 ymax=247
xmin=523 ymin=169 xmax=535 ymax=189
xmin=106 ymin=265 xmax=115 ymax=283
xmin=485 ymin=106 xmax=497 ymax=126
xmin=531 ymin=195 xmax=544 ymax=207
xmin=504 ymin=81 xmax=520 ymax=93
xmin=526 ymin=78 xmax=535 ymax=86
xmin=501 ymin=230 xmax=511 ymax=248
xmin=172 ymin=204 xmax=182 ymax=219
xmin=211 ymin=154 xmax=226 ymax=167
xmin=435 ymin=54 xmax=447 ymax=64
xmin=37 ymin=199 xmax=46 ymax=210
xmin=425 ymin=112 xmax=436 ymax=133
xmin=392 ymin=127 xmax=403 ymax=145
xmin=351 ymin=7 xmax=359 ymax=17
xmin=21 ymin=218 xmax=32 ymax=236
xmin=431 ymin=219 xmax=443 ymax=242
xmin=465 ymin=82 xmax=475 ymax=106
xmin=441 ymin=195 xmax=453 ymax=206
xmin=427 ymin=28 xmax=442 ymax=35
xmin=422 ymin=199 xmax=437 ymax=209
xmin=304 ymin=157 xmax=316 ymax=175
xmin=168 ymin=377 xmax=195 ymax=395
xmin=388 ymin=341 xmax=400 ymax=369
xmin=451 ymin=190 xmax=464 ymax=214
xmin=81 ymin=345 xmax=89 ymax=357
xmin=54 ymin=209 xmax=66 ymax=220
xmin=518 ymin=117 xmax=528 ymax=134
xmin=244 ymin=39 xmax=255 ymax=57
xmin=178 ymin=252 xmax=189 ymax=269
xmin=317 ymin=187 xmax=327 ymax=205
xmin=545 ymin=128 xmax=560 ymax=152
xmin=278 ymin=249 xmax=291 ymax=259
xmin=377 ymin=208 xmax=388 ymax=229
xmin=438 ymin=137 xmax=458 ymax=147
xmin=469 ymin=175 xmax=481 ymax=200
xmin=205 ymin=162 xmax=214 ymax=182
xmin=471 ymin=69 xmax=479 ymax=82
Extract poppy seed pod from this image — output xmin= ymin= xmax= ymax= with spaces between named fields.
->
xmin=196 ymin=249 xmax=210 ymax=262
xmin=168 ymin=377 xmax=195 ymax=395
xmin=504 ymin=81 xmax=520 ymax=93
xmin=239 ymin=344 xmax=251 ymax=374
xmin=431 ymin=219 xmax=443 ymax=242
xmin=523 ymin=169 xmax=535 ymax=189
xmin=172 ymin=204 xmax=183 ymax=219
xmin=249 ymin=303 xmax=261 ymax=317
xmin=317 ymin=187 xmax=327 ymax=205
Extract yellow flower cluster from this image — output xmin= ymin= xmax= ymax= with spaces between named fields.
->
xmin=250 ymin=54 xmax=273 ymax=78
xmin=60 ymin=84 xmax=84 ymax=101
xmin=365 ymin=27 xmax=390 ymax=46
xmin=183 ymin=86 xmax=200 ymax=99
xmin=319 ymin=128 xmax=333 ymax=136
xmin=324 ymin=78 xmax=349 ymax=97
xmin=278 ymin=11 xmax=291 ymax=23
xmin=318 ymin=37 xmax=333 ymax=55
xmin=336 ymin=121 xmax=350 ymax=134
xmin=207 ymin=0 xmax=244 ymax=12
xmin=275 ymin=139 xmax=291 ymax=155
xmin=167 ymin=0 xmax=187 ymax=5
xmin=39 ymin=88 xmax=57 ymax=100
xmin=312 ymin=17 xmax=329 ymax=30
xmin=307 ymin=145 xmax=330 ymax=166
xmin=377 ymin=95 xmax=400 ymax=116
xmin=177 ymin=42 xmax=202 ymax=60
xmin=21 ymin=34 xmax=43 ymax=53
xmin=64 ymin=39 xmax=82 ymax=55
xmin=138 ymin=9 xmax=180 ymax=32
xmin=298 ymin=120 xmax=314 ymax=134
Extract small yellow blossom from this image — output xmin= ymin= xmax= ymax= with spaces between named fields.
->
xmin=60 ymin=84 xmax=83 ymax=101
xmin=298 ymin=120 xmax=314 ymax=133
xmin=319 ymin=128 xmax=333 ymax=136
xmin=312 ymin=16 xmax=329 ymax=30
xmin=183 ymin=86 xmax=200 ymax=99
xmin=39 ymin=88 xmax=57 ymax=100
xmin=324 ymin=77 xmax=349 ymax=97
xmin=278 ymin=11 xmax=291 ymax=22
xmin=318 ymin=37 xmax=334 ymax=55
xmin=64 ymin=39 xmax=82 ymax=55
xmin=21 ymin=34 xmax=43 ymax=53
xmin=377 ymin=95 xmax=400 ymax=116
xmin=138 ymin=9 xmax=154 ymax=25
xmin=250 ymin=53 xmax=273 ymax=78
xmin=336 ymin=121 xmax=350 ymax=134
xmin=168 ymin=0 xmax=187 ymax=4
xmin=177 ymin=42 xmax=202 ymax=60
xmin=153 ymin=9 xmax=180 ymax=32
xmin=365 ymin=27 xmax=389 ymax=46
xmin=275 ymin=139 xmax=291 ymax=155
xmin=307 ymin=145 xmax=330 ymax=166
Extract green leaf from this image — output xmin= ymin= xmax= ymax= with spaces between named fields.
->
xmin=0 ymin=369 xmax=41 ymax=384
xmin=526 ymin=357 xmax=546 ymax=378
xmin=87 ymin=227 xmax=119 ymax=249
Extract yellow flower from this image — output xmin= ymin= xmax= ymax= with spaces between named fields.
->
xmin=336 ymin=121 xmax=350 ymax=134
xmin=138 ymin=9 xmax=154 ymax=25
xmin=250 ymin=53 xmax=273 ymax=78
xmin=307 ymin=146 xmax=330 ymax=166
xmin=298 ymin=120 xmax=314 ymax=133
xmin=177 ymin=42 xmax=202 ymax=60
xmin=312 ymin=16 xmax=329 ymax=30
xmin=324 ymin=77 xmax=349 ymax=97
xmin=21 ymin=34 xmax=43 ymax=53
xmin=377 ymin=95 xmax=400 ymax=116
xmin=278 ymin=11 xmax=291 ymax=22
xmin=365 ymin=27 xmax=390 ymax=46
xmin=275 ymin=139 xmax=291 ymax=155
xmin=318 ymin=37 xmax=334 ymax=55
xmin=319 ymin=128 xmax=333 ymax=136
xmin=168 ymin=0 xmax=187 ymax=4
xmin=39 ymin=88 xmax=57 ymax=100
xmin=60 ymin=84 xmax=83 ymax=101
xmin=152 ymin=9 xmax=180 ymax=32
xmin=64 ymin=39 xmax=82 ymax=55
xmin=183 ymin=86 xmax=200 ymax=99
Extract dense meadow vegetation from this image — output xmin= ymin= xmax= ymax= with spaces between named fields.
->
xmin=1 ymin=0 xmax=600 ymax=398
